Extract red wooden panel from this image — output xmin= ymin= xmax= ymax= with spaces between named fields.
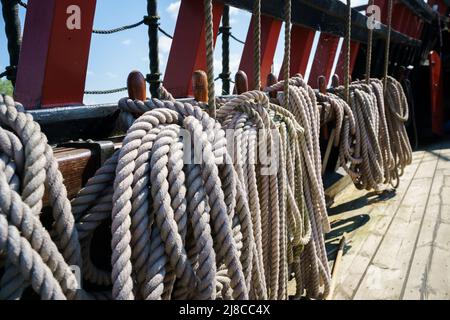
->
xmin=238 ymin=16 xmax=282 ymax=89
xmin=335 ymin=41 xmax=360 ymax=81
xmin=278 ymin=25 xmax=315 ymax=80
xmin=429 ymin=51 xmax=444 ymax=136
xmin=15 ymin=0 xmax=96 ymax=109
xmin=405 ymin=13 xmax=417 ymax=38
xmin=392 ymin=3 xmax=408 ymax=34
xmin=42 ymin=0 xmax=97 ymax=107
xmin=308 ymin=33 xmax=340 ymax=88
xmin=164 ymin=0 xmax=223 ymax=98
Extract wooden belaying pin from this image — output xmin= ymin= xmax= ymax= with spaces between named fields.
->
xmin=331 ymin=74 xmax=340 ymax=88
xmin=267 ymin=73 xmax=278 ymax=99
xmin=127 ymin=70 xmax=147 ymax=101
xmin=192 ymin=70 xmax=208 ymax=103
xmin=235 ymin=70 xmax=249 ymax=94
xmin=318 ymin=75 xmax=327 ymax=94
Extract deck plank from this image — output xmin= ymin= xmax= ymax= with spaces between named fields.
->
xmin=351 ymin=149 xmax=440 ymax=300
xmin=329 ymin=140 xmax=450 ymax=300
xmin=402 ymin=148 xmax=450 ymax=300
xmin=332 ymin=151 xmax=426 ymax=299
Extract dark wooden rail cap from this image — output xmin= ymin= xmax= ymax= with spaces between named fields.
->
xmin=192 ymin=70 xmax=208 ymax=103
xmin=235 ymin=70 xmax=249 ymax=94
xmin=318 ymin=75 xmax=327 ymax=94
xmin=127 ymin=70 xmax=147 ymax=101
xmin=267 ymin=73 xmax=278 ymax=98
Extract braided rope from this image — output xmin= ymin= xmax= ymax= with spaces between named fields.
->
xmin=253 ymin=0 xmax=261 ymax=90
xmin=344 ymin=0 xmax=351 ymax=103
xmin=92 ymin=19 xmax=145 ymax=34
xmin=283 ymin=0 xmax=291 ymax=109
xmin=383 ymin=0 xmax=394 ymax=88
xmin=366 ymin=0 xmax=375 ymax=84
xmin=204 ymin=0 xmax=216 ymax=118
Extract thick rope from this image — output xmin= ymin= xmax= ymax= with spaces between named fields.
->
xmin=283 ymin=0 xmax=291 ymax=109
xmin=266 ymin=77 xmax=331 ymax=299
xmin=366 ymin=0 xmax=375 ymax=84
xmin=204 ymin=0 xmax=216 ymax=118
xmin=344 ymin=0 xmax=351 ymax=103
xmin=0 ymin=95 xmax=84 ymax=300
xmin=383 ymin=0 xmax=393 ymax=88
xmin=253 ymin=0 xmax=261 ymax=91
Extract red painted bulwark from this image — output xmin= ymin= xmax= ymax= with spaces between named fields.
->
xmin=279 ymin=25 xmax=315 ymax=80
xmin=164 ymin=0 xmax=223 ymax=98
xmin=429 ymin=51 xmax=444 ymax=136
xmin=238 ymin=16 xmax=282 ymax=89
xmin=15 ymin=0 xmax=96 ymax=109
xmin=373 ymin=0 xmax=388 ymax=24
xmin=335 ymin=41 xmax=360 ymax=80
xmin=392 ymin=3 xmax=408 ymax=34
xmin=308 ymin=33 xmax=340 ymax=88
xmin=15 ymin=0 xmax=56 ymax=108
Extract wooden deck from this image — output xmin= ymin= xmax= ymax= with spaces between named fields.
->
xmin=327 ymin=140 xmax=450 ymax=300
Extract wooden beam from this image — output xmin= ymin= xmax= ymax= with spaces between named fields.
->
xmin=308 ymin=33 xmax=340 ymax=88
xmin=163 ymin=0 xmax=223 ymax=98
xmin=15 ymin=0 xmax=97 ymax=109
xmin=335 ymin=40 xmax=360 ymax=81
xmin=218 ymin=0 xmax=421 ymax=46
xmin=238 ymin=15 xmax=282 ymax=90
xmin=279 ymin=25 xmax=316 ymax=79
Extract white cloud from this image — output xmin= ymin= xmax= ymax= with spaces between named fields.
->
xmin=159 ymin=36 xmax=172 ymax=54
xmin=121 ymin=39 xmax=132 ymax=46
xmin=166 ymin=1 xmax=181 ymax=19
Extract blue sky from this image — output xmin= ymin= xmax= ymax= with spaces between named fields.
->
xmin=1 ymin=0 xmax=369 ymax=105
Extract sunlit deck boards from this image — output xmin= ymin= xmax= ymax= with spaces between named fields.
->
xmin=327 ymin=139 xmax=450 ymax=300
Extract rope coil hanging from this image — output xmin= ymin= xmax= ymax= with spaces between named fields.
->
xmin=318 ymin=0 xmax=412 ymax=191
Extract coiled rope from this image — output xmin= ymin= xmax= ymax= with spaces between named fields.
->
xmin=319 ymin=0 xmax=412 ymax=191
xmin=266 ymin=76 xmax=331 ymax=299
xmin=0 ymin=95 xmax=86 ymax=300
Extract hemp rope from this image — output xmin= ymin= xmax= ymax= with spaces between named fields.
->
xmin=266 ymin=77 xmax=331 ymax=299
xmin=253 ymin=0 xmax=261 ymax=90
xmin=217 ymin=90 xmax=317 ymax=299
xmin=204 ymin=0 xmax=216 ymax=118
xmin=383 ymin=0 xmax=393 ymax=88
xmin=0 ymin=95 xmax=89 ymax=300
xmin=366 ymin=0 xmax=375 ymax=84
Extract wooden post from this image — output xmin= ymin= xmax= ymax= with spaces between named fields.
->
xmin=235 ymin=70 xmax=249 ymax=95
xmin=15 ymin=0 xmax=97 ymax=109
xmin=279 ymin=26 xmax=316 ymax=79
xmin=332 ymin=74 xmax=341 ymax=88
xmin=308 ymin=33 xmax=340 ymax=88
xmin=335 ymin=41 xmax=360 ymax=81
xmin=192 ymin=70 xmax=208 ymax=103
xmin=266 ymin=72 xmax=278 ymax=99
xmin=127 ymin=71 xmax=147 ymax=101
xmin=326 ymin=234 xmax=347 ymax=300
xmin=318 ymin=75 xmax=327 ymax=94
xmin=238 ymin=16 xmax=282 ymax=90
xmin=163 ymin=0 xmax=223 ymax=98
